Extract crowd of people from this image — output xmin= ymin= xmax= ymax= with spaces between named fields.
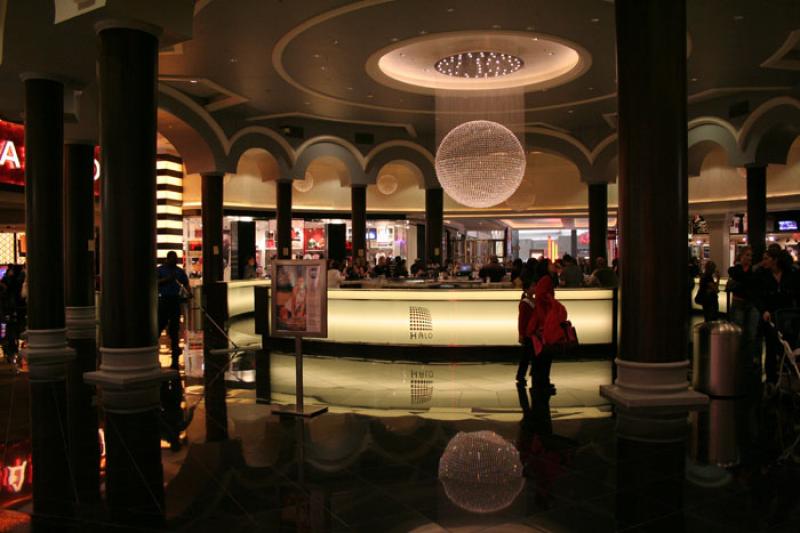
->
xmin=693 ymin=244 xmax=800 ymax=386
xmin=321 ymin=252 xmax=620 ymax=289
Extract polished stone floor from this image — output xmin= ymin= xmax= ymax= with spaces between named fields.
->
xmin=2 ymin=350 xmax=800 ymax=531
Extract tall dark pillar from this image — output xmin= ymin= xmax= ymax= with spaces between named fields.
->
xmin=84 ymin=21 xmax=171 ymax=528
xmin=201 ymin=172 xmax=228 ymax=441
xmin=425 ymin=188 xmax=444 ymax=265
xmin=588 ymin=183 xmax=608 ymax=266
xmin=22 ymin=74 xmax=75 ymax=522
xmin=276 ymin=179 xmax=293 ymax=259
xmin=201 ymin=173 xmax=224 ymax=285
xmin=746 ymin=165 xmax=767 ymax=262
xmin=601 ymin=0 xmax=705 ymax=407
xmin=64 ymin=141 xmax=100 ymax=506
xmin=351 ymin=185 xmax=367 ymax=261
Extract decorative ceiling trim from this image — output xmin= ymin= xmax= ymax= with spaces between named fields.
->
xmin=295 ymin=135 xmax=366 ymax=168
xmin=687 ymin=86 xmax=793 ymax=104
xmin=525 ymin=126 xmax=592 ymax=164
xmin=159 ymin=75 xmax=249 ymax=112
xmin=589 ymin=134 xmax=617 ymax=162
xmin=364 ymin=140 xmax=434 ymax=167
xmin=760 ymin=29 xmax=800 ymax=71
xmin=158 ymin=82 xmax=229 ymax=155
xmin=272 ymin=0 xmax=617 ymax=115
xmin=738 ymin=95 xmax=800 ymax=149
xmin=246 ymin=111 xmax=417 ymax=138
xmin=687 ymin=116 xmax=739 ymax=142
xmin=228 ymin=126 xmax=296 ymax=164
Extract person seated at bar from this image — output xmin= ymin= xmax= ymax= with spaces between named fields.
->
xmin=410 ymin=258 xmax=424 ymax=277
xmin=157 ymin=251 xmax=191 ymax=370
xmin=372 ymin=256 xmax=388 ymax=277
xmin=242 ymin=255 xmax=258 ymax=279
xmin=510 ymin=258 xmax=525 ymax=288
xmin=588 ymin=257 xmax=618 ymax=288
xmin=327 ymin=259 xmax=343 ymax=288
xmin=559 ymin=254 xmax=583 ymax=288
xmin=479 ymin=255 xmax=506 ymax=283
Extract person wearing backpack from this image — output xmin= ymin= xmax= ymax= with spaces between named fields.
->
xmin=525 ymin=273 xmax=571 ymax=396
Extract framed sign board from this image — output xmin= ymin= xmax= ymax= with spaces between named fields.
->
xmin=271 ymin=259 xmax=328 ymax=338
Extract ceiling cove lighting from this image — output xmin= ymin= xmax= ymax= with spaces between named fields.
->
xmin=435 ymin=51 xmax=523 ymax=79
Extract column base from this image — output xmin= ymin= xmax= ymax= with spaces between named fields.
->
xmin=600 ymin=358 xmax=708 ymax=409
xmin=23 ymin=328 xmax=75 ymax=381
xmin=65 ymin=306 xmax=97 ymax=340
xmin=84 ymin=345 xmax=176 ymax=413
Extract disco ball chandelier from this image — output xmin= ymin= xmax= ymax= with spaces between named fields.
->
xmin=435 ymin=51 xmax=523 ymax=79
xmin=438 ymin=430 xmax=525 ymax=513
xmin=435 ymin=120 xmax=526 ymax=208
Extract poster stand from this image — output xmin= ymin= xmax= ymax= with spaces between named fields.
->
xmin=270 ymin=259 xmax=328 ymax=419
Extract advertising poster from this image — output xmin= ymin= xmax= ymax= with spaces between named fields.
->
xmin=271 ymin=259 xmax=327 ymax=338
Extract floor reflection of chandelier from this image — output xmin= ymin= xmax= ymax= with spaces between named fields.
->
xmin=435 ymin=120 xmax=526 ymax=208
xmin=438 ymin=430 xmax=525 ymax=513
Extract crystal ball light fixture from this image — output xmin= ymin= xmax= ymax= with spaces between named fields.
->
xmin=435 ymin=51 xmax=523 ymax=78
xmin=435 ymin=120 xmax=526 ymax=208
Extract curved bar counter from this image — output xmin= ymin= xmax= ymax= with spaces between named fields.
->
xmin=225 ymin=279 xmax=618 ymax=360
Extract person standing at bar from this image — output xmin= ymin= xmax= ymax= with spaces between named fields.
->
xmin=157 ymin=251 xmax=191 ymax=369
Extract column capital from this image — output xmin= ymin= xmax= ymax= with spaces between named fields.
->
xmin=19 ymin=72 xmax=67 ymax=84
xmin=350 ymin=183 xmax=367 ymax=189
xmin=64 ymin=138 xmax=96 ymax=146
xmin=95 ymin=18 xmax=163 ymax=38
xmin=200 ymin=170 xmax=227 ymax=178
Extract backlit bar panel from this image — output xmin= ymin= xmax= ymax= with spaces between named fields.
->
xmin=156 ymin=154 xmax=184 ymax=261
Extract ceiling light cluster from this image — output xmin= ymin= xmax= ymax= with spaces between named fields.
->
xmin=434 ymin=51 xmax=523 ymax=79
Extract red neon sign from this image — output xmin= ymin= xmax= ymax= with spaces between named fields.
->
xmin=0 ymin=119 xmax=101 ymax=188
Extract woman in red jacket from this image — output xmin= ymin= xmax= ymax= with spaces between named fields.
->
xmin=525 ymin=273 xmax=567 ymax=394
xmin=516 ymin=279 xmax=536 ymax=383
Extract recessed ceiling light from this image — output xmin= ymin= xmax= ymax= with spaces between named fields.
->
xmin=304 ymin=101 xmax=311 ymax=105
xmin=567 ymin=109 xmax=574 ymax=114
xmin=312 ymin=53 xmax=321 ymax=59
xmin=333 ymin=39 xmax=339 ymax=45
xmin=491 ymin=24 xmax=501 ymax=29
xmin=546 ymin=51 xmax=554 ymax=56
xmin=588 ymin=86 xmax=594 ymax=91
xmin=390 ymin=37 xmax=399 ymax=42
xmin=733 ymin=15 xmax=744 ymax=21
xmin=526 ymin=26 xmax=534 ymax=31
xmin=590 ymin=18 xmax=600 ymax=23
xmin=446 ymin=7 xmax=455 ymax=12
xmin=691 ymin=77 xmax=698 ymax=82
xmin=320 ymin=66 xmax=326 ymax=71
xmin=367 ymin=93 xmax=374 ymax=98
xmin=347 ymin=86 xmax=353 ymax=91
xmin=419 ymin=30 xmax=427 ymax=35
xmin=190 ymin=80 xmax=198 ymax=84
xmin=532 ymin=36 xmax=539 ymax=41
xmin=229 ymin=58 xmax=238 ymax=63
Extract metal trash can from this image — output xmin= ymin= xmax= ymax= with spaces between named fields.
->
xmin=692 ymin=321 xmax=745 ymax=397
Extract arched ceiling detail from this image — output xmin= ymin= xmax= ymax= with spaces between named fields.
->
xmin=293 ymin=140 xmax=364 ymax=185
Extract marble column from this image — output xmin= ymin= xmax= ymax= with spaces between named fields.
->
xmin=351 ymin=184 xmax=367 ymax=262
xmin=64 ymin=141 xmax=100 ymax=506
xmin=588 ymin=183 xmax=608 ymax=266
xmin=746 ymin=165 xmax=767 ymax=261
xmin=22 ymin=74 xmax=75 ymax=521
xmin=84 ymin=21 xmax=172 ymax=528
xmin=425 ymin=187 xmax=443 ymax=265
xmin=706 ymin=213 xmax=731 ymax=277
xmin=600 ymin=0 xmax=706 ymax=408
xmin=201 ymin=172 xmax=228 ymax=441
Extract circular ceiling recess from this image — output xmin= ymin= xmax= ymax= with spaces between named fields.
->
xmin=367 ymin=31 xmax=590 ymax=94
